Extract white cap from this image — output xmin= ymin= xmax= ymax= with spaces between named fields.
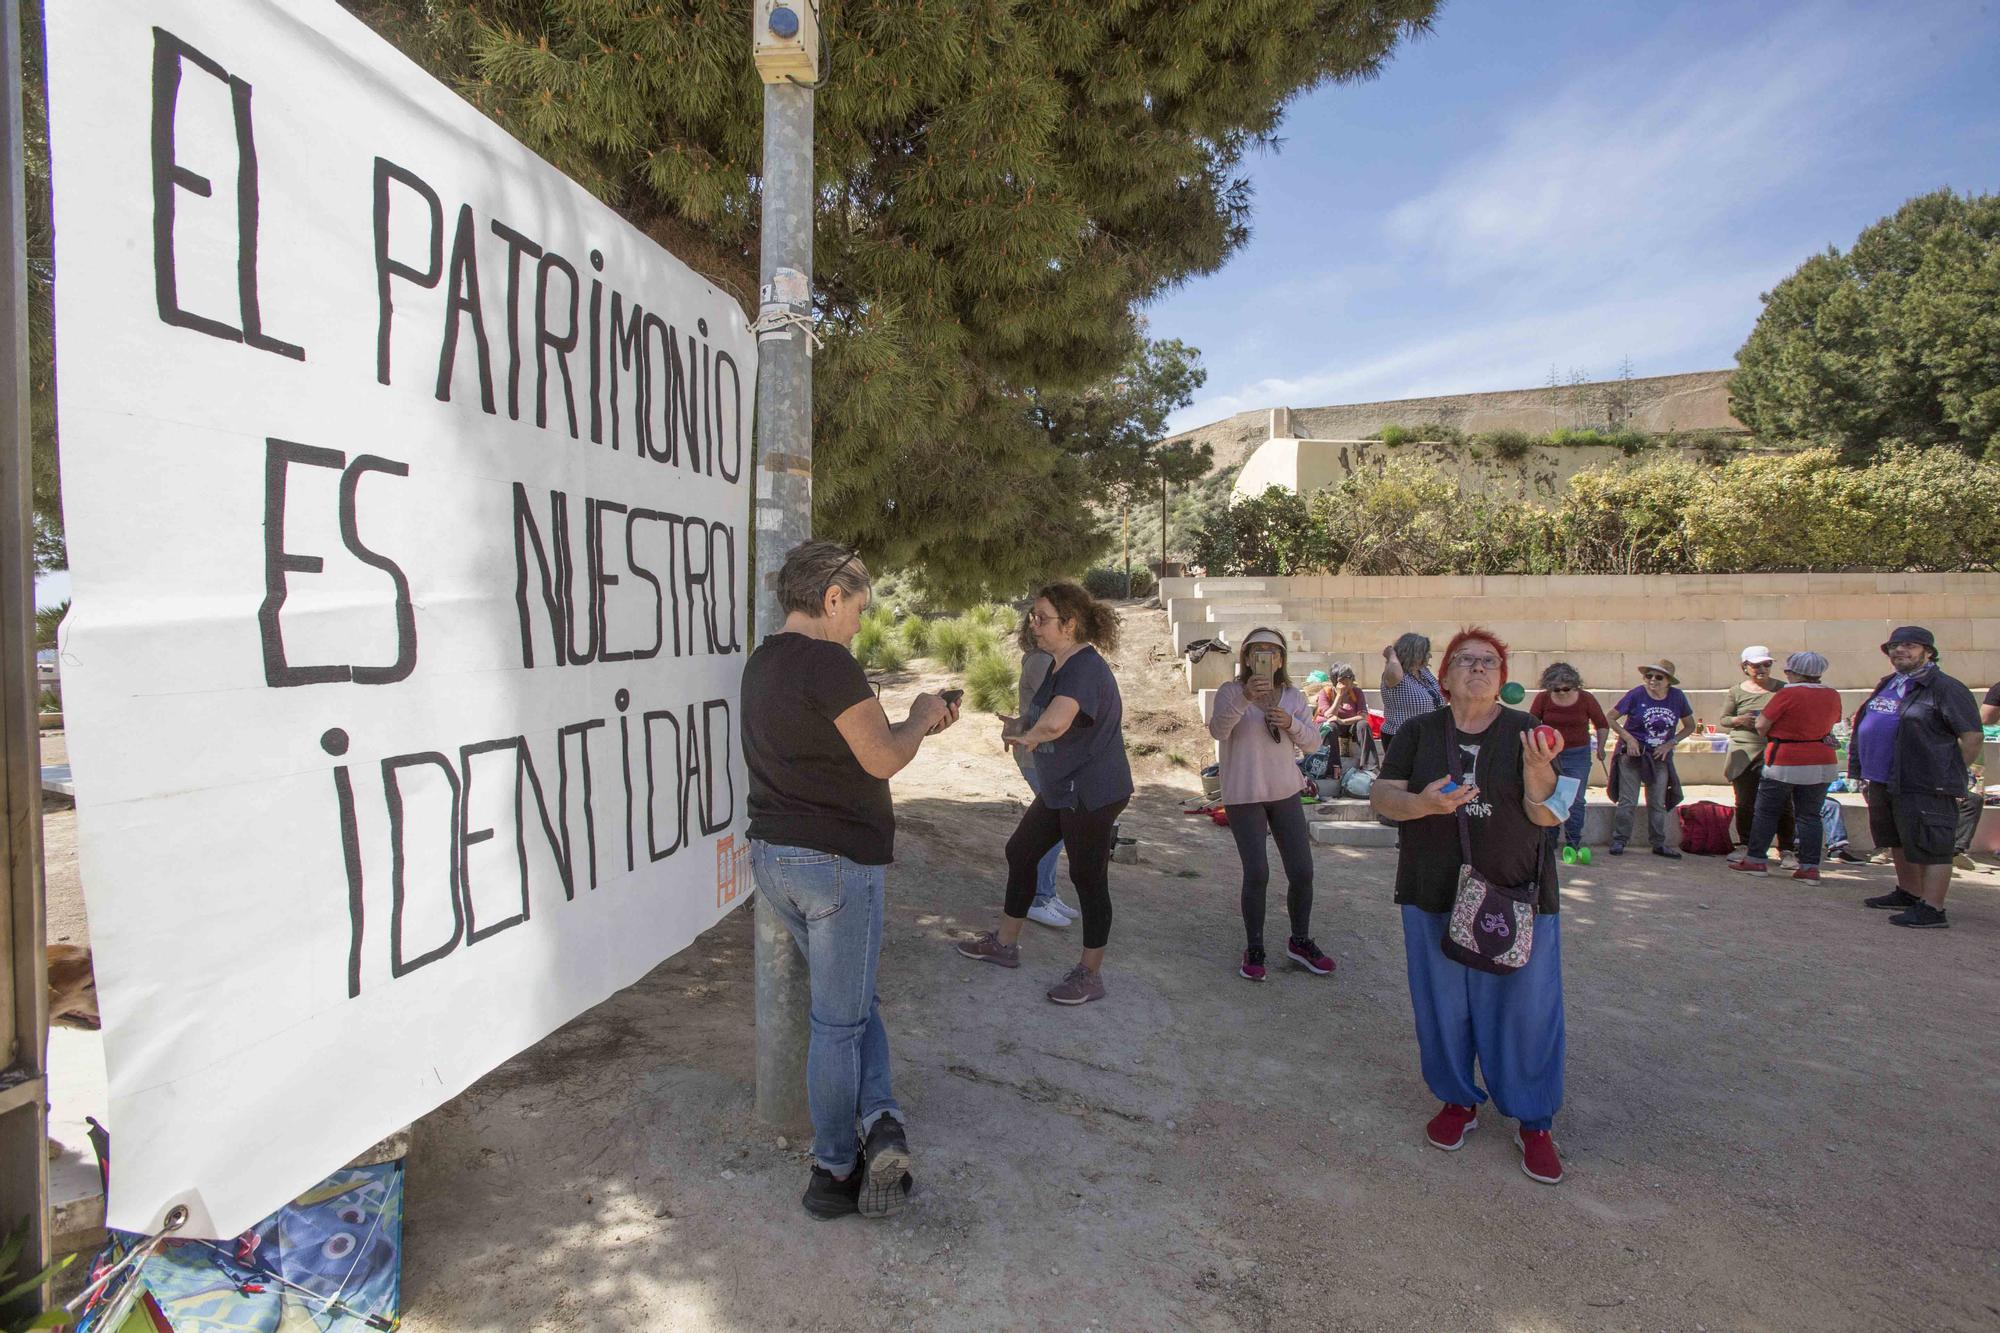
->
xmin=1243 ymin=629 xmax=1286 ymax=650
xmin=1739 ymin=645 xmax=1773 ymax=664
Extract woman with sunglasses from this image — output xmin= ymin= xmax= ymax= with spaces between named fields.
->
xmin=1206 ymin=629 xmax=1335 ymax=981
xmin=957 ymin=582 xmax=1132 ymax=1004
xmin=1528 ymin=663 xmax=1609 ymax=862
xmin=1608 ymin=660 xmax=1696 ymax=858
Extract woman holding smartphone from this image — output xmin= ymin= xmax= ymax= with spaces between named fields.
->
xmin=1207 ymin=629 xmax=1334 ymax=981
xmin=956 ymin=582 xmax=1131 ymax=1005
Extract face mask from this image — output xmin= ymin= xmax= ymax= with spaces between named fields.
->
xmin=1541 ymin=774 xmax=1583 ymax=822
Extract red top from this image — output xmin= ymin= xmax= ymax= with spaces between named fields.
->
xmin=1759 ymin=683 xmax=1843 ymax=766
xmin=1529 ymin=690 xmax=1609 ymax=750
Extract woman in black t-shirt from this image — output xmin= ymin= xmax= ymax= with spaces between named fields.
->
xmin=1370 ymin=626 xmax=1570 ymax=1186
xmin=742 ymin=542 xmax=959 ymax=1221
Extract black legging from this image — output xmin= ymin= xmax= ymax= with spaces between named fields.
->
xmin=1733 ymin=760 xmax=1793 ymax=852
xmin=1005 ymin=795 xmax=1128 ymax=949
xmin=1226 ymin=797 xmax=1314 ymax=949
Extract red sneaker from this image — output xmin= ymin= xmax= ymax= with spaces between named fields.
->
xmin=1425 ymin=1103 xmax=1479 ymax=1151
xmin=1730 ymin=859 xmax=1770 ymax=875
xmin=1239 ymin=947 xmax=1266 ymax=982
xmin=1516 ymin=1129 xmax=1564 ymax=1184
xmin=1285 ymin=936 xmax=1335 ymax=975
xmin=1792 ymin=867 xmax=1821 ymax=882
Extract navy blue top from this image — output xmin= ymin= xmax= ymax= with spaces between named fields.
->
xmin=1030 ymin=645 xmax=1133 ymax=812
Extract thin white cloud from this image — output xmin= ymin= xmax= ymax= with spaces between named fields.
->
xmin=1168 ymin=265 xmax=1776 ymax=432
xmin=1169 ymin=0 xmax=1966 ymax=434
xmin=1384 ymin=2 xmax=1931 ymax=285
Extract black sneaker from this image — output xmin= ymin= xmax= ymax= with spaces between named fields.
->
xmin=1889 ymin=902 xmax=1949 ymax=929
xmin=1608 ymin=841 xmax=1626 ymax=856
xmin=1864 ymin=887 xmax=1921 ymax=911
xmin=858 ymin=1117 xmax=912 ymax=1219
xmin=802 ymin=1162 xmax=863 ymax=1220
xmin=1832 ymin=847 xmax=1866 ymax=864
xmin=1652 ymin=846 xmax=1682 ymax=860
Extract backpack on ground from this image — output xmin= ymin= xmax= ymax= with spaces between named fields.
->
xmin=1678 ymin=800 xmax=1734 ymax=855
xmin=1340 ymin=767 xmax=1376 ymax=799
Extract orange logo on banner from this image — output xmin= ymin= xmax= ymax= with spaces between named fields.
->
xmin=716 ymin=835 xmax=752 ymax=908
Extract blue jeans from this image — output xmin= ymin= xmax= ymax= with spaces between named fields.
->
xmin=1023 ymin=770 xmax=1064 ymax=906
xmin=1749 ymin=779 xmax=1829 ymax=867
xmin=1402 ymin=906 xmax=1565 ymax=1130
xmin=751 ymin=842 xmax=901 ymax=1175
xmin=1554 ymin=746 xmax=1592 ymax=847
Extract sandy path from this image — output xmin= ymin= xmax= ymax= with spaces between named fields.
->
xmin=396 ymin=623 xmax=2000 ymax=1332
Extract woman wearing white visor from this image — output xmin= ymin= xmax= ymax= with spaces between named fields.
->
xmin=1205 ymin=628 xmax=1335 ymax=981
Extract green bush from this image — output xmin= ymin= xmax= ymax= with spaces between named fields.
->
xmin=963 ymin=603 xmax=1015 ymax=632
xmin=965 ymin=650 xmax=1017 ymax=713
xmin=852 ymin=619 xmax=907 ymax=671
xmin=1378 ymin=424 xmax=1415 ymax=447
xmin=926 ymin=618 xmax=999 ymax=671
xmin=1480 ymin=428 xmax=1532 ymax=461
xmin=899 ymin=614 xmax=935 ymax=657
xmin=1082 ymin=567 xmax=1134 ymax=599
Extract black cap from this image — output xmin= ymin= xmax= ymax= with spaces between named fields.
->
xmin=1880 ymin=625 xmax=1937 ymax=653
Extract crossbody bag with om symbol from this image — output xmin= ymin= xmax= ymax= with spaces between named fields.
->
xmin=1440 ymin=713 xmax=1543 ymax=975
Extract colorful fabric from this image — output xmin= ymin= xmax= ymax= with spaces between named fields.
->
xmin=80 ymin=1162 xmax=403 ymax=1332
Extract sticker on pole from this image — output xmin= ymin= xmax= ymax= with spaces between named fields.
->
xmin=43 ymin=0 xmax=758 ymax=1237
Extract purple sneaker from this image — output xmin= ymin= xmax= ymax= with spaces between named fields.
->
xmin=1239 ymin=947 xmax=1267 ymax=982
xmin=955 ymin=931 xmax=1020 ymax=968
xmin=1046 ymin=965 xmax=1106 ymax=1005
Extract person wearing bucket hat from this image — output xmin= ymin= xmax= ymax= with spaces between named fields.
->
xmin=1722 ymin=646 xmax=1793 ymax=863
xmin=1608 ymin=660 xmax=1696 ymax=856
xmin=1848 ymin=626 xmax=1983 ymax=927
xmin=1734 ymin=651 xmax=1843 ymax=880
xmin=1205 ymin=629 xmax=1335 ymax=981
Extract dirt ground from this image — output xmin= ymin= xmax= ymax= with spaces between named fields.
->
xmin=36 ymin=612 xmax=2000 ymax=1330
xmin=377 ymin=609 xmax=1999 ymax=1333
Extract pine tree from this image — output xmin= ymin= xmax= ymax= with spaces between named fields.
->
xmin=346 ymin=5 xmax=1436 ymax=599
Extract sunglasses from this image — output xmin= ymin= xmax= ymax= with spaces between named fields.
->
xmin=1643 ymin=673 xmax=1668 ymax=682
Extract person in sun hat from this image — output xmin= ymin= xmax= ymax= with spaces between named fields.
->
xmin=1722 ymin=645 xmax=1793 ymax=864
xmin=1734 ymin=651 xmax=1843 ymax=881
xmin=1848 ymin=626 xmax=1983 ymax=928
xmin=1205 ymin=629 xmax=1335 ymax=982
xmin=1607 ymin=658 xmax=1695 ymax=857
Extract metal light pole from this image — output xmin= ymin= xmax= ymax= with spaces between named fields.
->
xmin=749 ymin=2 xmax=817 ymax=1133
xmin=0 ymin=0 xmax=53 ymax=1289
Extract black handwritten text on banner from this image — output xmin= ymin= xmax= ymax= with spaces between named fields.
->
xmin=47 ymin=0 xmax=757 ymax=1238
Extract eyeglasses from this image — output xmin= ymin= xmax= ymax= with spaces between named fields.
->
xmin=1028 ymin=612 xmax=1062 ymax=627
xmin=1452 ymin=654 xmax=1501 ymax=670
xmin=1643 ymin=673 xmax=1668 ymax=682
xmin=1549 ymin=685 xmax=1579 ymax=693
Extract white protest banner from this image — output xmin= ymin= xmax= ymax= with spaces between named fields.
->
xmin=45 ymin=0 xmax=757 ymax=1236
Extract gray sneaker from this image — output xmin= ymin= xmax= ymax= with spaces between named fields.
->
xmin=1046 ymin=965 xmax=1105 ymax=1006
xmin=955 ymin=931 xmax=1020 ymax=968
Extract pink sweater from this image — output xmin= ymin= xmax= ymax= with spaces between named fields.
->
xmin=1207 ymin=680 xmax=1318 ymax=805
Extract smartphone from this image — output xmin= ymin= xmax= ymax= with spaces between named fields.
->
xmin=940 ymin=688 xmax=964 ymax=707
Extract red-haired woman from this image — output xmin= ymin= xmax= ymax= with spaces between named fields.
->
xmin=1369 ymin=627 xmax=1570 ymax=1186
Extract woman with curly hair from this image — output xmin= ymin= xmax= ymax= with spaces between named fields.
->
xmin=956 ymin=582 xmax=1132 ymax=1005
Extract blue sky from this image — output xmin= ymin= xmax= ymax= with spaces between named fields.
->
xmin=1149 ymin=0 xmax=2000 ymax=435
